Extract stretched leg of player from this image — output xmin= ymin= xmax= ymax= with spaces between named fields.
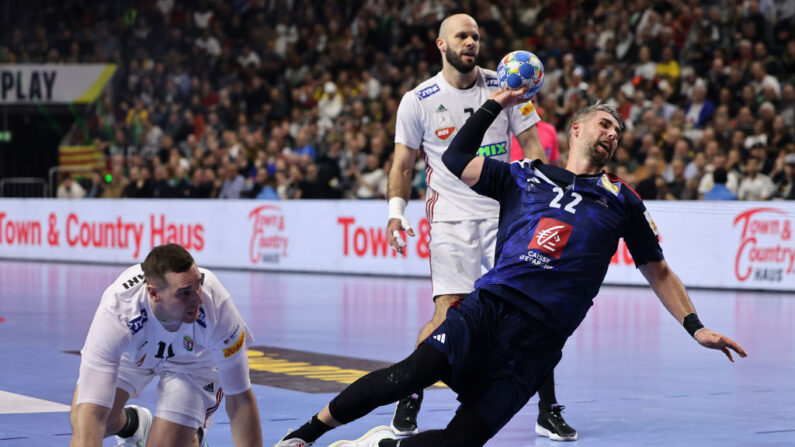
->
xmin=379 ymin=405 xmax=492 ymax=447
xmin=276 ymin=345 xmax=450 ymax=446
xmin=535 ymin=369 xmax=578 ymax=441
xmin=390 ymin=294 xmax=463 ymax=435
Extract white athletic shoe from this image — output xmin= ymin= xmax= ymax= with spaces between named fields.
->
xmin=273 ymin=430 xmax=314 ymax=447
xmin=327 ymin=425 xmax=397 ymax=447
xmin=114 ymin=405 xmax=153 ymax=447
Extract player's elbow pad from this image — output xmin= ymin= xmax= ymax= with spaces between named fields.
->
xmin=442 ymin=99 xmax=503 ymax=178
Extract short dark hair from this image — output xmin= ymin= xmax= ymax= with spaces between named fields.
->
xmin=142 ymin=244 xmax=195 ymax=286
xmin=713 ymin=167 xmax=728 ymax=184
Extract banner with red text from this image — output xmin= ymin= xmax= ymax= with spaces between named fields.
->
xmin=0 ymin=199 xmax=793 ymax=291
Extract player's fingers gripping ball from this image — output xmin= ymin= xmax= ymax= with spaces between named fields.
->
xmin=497 ymin=50 xmax=544 ymax=99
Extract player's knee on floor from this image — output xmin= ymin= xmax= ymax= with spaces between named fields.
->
xmin=443 ymin=405 xmax=493 ymax=447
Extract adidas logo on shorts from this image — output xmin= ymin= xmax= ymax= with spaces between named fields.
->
xmin=432 ymin=333 xmax=446 ymax=344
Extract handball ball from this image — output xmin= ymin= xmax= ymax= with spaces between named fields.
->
xmin=497 ymin=50 xmax=544 ymax=99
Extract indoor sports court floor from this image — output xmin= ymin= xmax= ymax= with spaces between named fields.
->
xmin=0 ymin=260 xmax=793 ymax=446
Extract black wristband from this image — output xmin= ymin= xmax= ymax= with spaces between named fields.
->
xmin=480 ymin=99 xmax=503 ymax=117
xmin=682 ymin=313 xmax=704 ymax=338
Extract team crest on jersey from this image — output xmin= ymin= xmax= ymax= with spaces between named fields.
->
xmin=417 ymin=84 xmax=440 ymax=100
xmin=485 ymin=76 xmax=499 ymax=87
xmin=127 ymin=309 xmax=148 ymax=334
xmin=183 ymin=335 xmax=194 ymax=352
xmin=528 ymin=217 xmax=573 ymax=259
xmin=520 ymin=101 xmax=535 ymax=117
xmin=435 ymin=127 xmax=456 ymax=140
xmin=599 ymin=175 xmax=621 ymax=196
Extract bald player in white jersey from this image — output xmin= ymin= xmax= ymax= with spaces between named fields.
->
xmin=385 ymin=14 xmax=577 ymax=441
xmin=69 ymin=244 xmax=262 ymax=447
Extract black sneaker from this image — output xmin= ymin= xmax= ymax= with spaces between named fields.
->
xmin=535 ymin=403 xmax=577 ymax=441
xmin=389 ymin=392 xmax=422 ymax=435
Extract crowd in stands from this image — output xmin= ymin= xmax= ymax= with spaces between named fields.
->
xmin=3 ymin=0 xmax=794 ymax=201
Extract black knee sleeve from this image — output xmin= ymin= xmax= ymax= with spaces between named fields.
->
xmin=329 ymin=344 xmax=449 ymax=424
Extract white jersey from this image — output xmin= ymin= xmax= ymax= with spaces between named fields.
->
xmin=79 ymin=264 xmax=253 ymax=395
xmin=395 ymin=67 xmax=540 ymax=222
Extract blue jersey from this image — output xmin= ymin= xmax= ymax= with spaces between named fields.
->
xmin=472 ymin=159 xmax=664 ymax=336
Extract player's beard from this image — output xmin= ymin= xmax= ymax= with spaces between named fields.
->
xmin=582 ymin=136 xmax=612 ymax=168
xmin=446 ymin=46 xmax=477 ymax=73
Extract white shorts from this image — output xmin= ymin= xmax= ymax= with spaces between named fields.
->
xmin=117 ymin=357 xmax=224 ymax=429
xmin=429 ymin=218 xmax=498 ymax=297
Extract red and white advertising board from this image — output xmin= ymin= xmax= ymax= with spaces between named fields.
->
xmin=1 ymin=199 xmax=794 ymax=292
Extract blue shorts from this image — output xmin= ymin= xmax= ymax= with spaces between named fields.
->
xmin=421 ymin=289 xmax=565 ymax=436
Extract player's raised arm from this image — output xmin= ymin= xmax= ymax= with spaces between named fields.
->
xmin=639 ymin=260 xmax=747 ymax=362
xmin=442 ymin=87 xmax=530 ymax=186
xmin=515 ymin=124 xmax=547 ymax=163
xmin=386 ymin=143 xmax=417 ymax=253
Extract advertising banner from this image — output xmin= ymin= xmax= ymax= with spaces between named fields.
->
xmin=0 ymin=64 xmax=116 ymax=104
xmin=1 ymin=199 xmax=793 ymax=291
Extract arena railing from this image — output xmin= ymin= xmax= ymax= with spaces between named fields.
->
xmin=0 ymin=177 xmax=49 ymax=197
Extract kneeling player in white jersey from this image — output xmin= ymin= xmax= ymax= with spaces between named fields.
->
xmin=385 ymin=13 xmax=575 ymax=441
xmin=69 ymin=244 xmax=262 ymax=447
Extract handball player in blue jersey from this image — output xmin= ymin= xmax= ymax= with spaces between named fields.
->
xmin=274 ymin=89 xmax=747 ymax=447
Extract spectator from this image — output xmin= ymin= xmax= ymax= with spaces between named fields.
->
xmin=684 ymin=82 xmax=715 ymax=130
xmin=704 ymin=168 xmax=738 ymax=200
xmin=218 ymin=161 xmax=246 ymax=199
xmin=297 ymin=163 xmax=331 ymax=199
xmin=85 ymin=171 xmax=105 ymax=198
xmin=354 ymin=153 xmax=385 ymax=199
xmin=57 ymin=174 xmax=87 ymax=199
xmin=122 ymin=166 xmax=152 ymax=198
xmin=738 ymin=157 xmax=776 ymax=200
xmin=150 ymin=165 xmax=173 ymax=198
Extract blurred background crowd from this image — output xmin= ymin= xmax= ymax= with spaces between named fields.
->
xmin=3 ymin=0 xmax=794 ymax=201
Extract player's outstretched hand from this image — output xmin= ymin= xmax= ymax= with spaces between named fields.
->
xmin=488 ymin=86 xmax=531 ymax=109
xmin=387 ymin=217 xmax=415 ymax=254
xmin=694 ymin=329 xmax=747 ymax=362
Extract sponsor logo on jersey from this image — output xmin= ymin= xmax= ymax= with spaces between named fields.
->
xmin=223 ymin=325 xmax=241 ymax=344
xmin=127 ymin=308 xmax=148 ymax=334
xmin=528 ymin=217 xmax=573 ymax=259
xmin=196 ymin=307 xmax=207 ymax=328
xmin=203 ymin=382 xmax=214 ymax=393
xmin=136 ymin=354 xmax=146 ymax=366
xmin=435 ymin=126 xmax=455 ymax=140
xmin=223 ymin=329 xmax=245 ymax=358
xmin=477 ymin=141 xmax=508 ymax=157
xmin=417 ymin=84 xmax=440 ymax=100
xmin=436 ymin=104 xmax=447 ymax=112
xmin=644 ymin=210 xmax=658 ymax=235
xmin=520 ymin=101 xmax=535 ymax=116
xmin=485 ymin=76 xmax=499 ymax=87
xmin=183 ymin=335 xmax=194 ymax=352
xmin=599 ymin=175 xmax=621 ymax=196
xmin=122 ymin=273 xmax=145 ymax=290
